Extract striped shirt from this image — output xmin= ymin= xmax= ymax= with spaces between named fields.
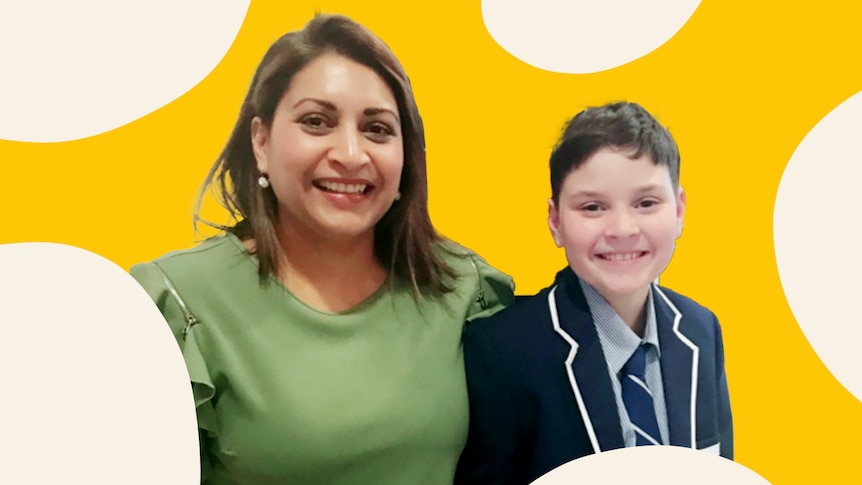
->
xmin=579 ymin=279 xmax=670 ymax=447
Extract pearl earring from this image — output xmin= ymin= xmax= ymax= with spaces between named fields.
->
xmin=258 ymin=176 xmax=270 ymax=189
xmin=394 ymin=191 xmax=401 ymax=201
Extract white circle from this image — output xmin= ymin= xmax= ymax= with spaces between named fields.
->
xmin=0 ymin=1 xmax=249 ymax=142
xmin=530 ymin=446 xmax=769 ymax=484
xmin=481 ymin=0 xmax=701 ymax=74
xmin=0 ymin=243 xmax=199 ymax=484
xmin=774 ymin=90 xmax=862 ymax=403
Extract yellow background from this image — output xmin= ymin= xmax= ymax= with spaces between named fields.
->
xmin=1 ymin=1 xmax=860 ymax=482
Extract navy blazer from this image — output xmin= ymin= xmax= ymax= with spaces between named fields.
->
xmin=455 ymin=268 xmax=733 ymax=485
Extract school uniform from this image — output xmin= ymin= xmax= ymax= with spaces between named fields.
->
xmin=454 ymin=267 xmax=732 ymax=485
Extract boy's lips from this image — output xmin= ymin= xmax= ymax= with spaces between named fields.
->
xmin=595 ymin=251 xmax=648 ymax=262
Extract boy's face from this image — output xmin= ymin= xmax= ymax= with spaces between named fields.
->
xmin=548 ymin=146 xmax=685 ymax=306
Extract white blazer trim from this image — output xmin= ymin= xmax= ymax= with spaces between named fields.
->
xmin=548 ymin=286 xmax=601 ymax=454
xmin=653 ymin=285 xmax=699 ymax=448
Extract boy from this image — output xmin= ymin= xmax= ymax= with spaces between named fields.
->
xmin=455 ymin=102 xmax=732 ymax=484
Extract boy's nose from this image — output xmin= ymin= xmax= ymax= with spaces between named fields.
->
xmin=605 ymin=209 xmax=639 ymax=238
xmin=328 ymin=126 xmax=369 ymax=169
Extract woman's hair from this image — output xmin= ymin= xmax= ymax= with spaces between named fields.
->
xmin=195 ymin=14 xmax=455 ymax=296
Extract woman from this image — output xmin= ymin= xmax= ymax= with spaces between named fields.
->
xmin=131 ymin=14 xmax=514 ymax=485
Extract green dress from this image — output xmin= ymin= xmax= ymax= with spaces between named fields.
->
xmin=131 ymin=233 xmax=514 ymax=484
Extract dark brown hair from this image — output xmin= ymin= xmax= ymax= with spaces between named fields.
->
xmin=196 ymin=14 xmax=455 ymax=296
xmin=549 ymin=101 xmax=680 ymax=203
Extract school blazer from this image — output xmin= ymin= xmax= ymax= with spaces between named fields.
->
xmin=455 ymin=268 xmax=733 ymax=485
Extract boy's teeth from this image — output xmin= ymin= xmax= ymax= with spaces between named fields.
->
xmin=605 ymin=252 xmax=641 ymax=261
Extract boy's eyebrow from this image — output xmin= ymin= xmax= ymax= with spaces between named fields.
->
xmin=564 ymin=190 xmax=605 ymax=201
xmin=566 ymin=184 xmax=667 ymax=200
xmin=635 ymin=184 xmax=667 ymax=194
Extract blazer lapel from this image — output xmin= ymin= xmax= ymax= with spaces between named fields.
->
xmin=654 ymin=285 xmax=699 ymax=448
xmin=550 ymin=269 xmax=625 ymax=453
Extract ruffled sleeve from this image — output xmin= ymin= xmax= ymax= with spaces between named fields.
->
xmin=130 ymin=261 xmax=217 ymax=482
xmin=463 ymin=251 xmax=516 ymax=322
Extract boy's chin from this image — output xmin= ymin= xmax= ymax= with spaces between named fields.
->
xmin=588 ymin=277 xmax=653 ymax=303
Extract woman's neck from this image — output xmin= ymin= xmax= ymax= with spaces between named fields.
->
xmin=275 ymin=223 xmax=387 ymax=314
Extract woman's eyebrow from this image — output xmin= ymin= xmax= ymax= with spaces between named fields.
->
xmin=290 ymin=99 xmax=399 ymax=122
xmin=292 ymin=98 xmax=337 ymax=111
xmin=364 ymin=107 xmax=400 ymax=122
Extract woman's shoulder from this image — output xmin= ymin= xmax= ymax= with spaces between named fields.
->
xmin=130 ymin=233 xmax=256 ymax=298
xmin=433 ymin=240 xmax=506 ymax=278
xmin=434 ymin=239 xmax=489 ymax=268
xmin=432 ymin=239 xmax=516 ymax=321
xmin=143 ymin=232 xmax=244 ymax=264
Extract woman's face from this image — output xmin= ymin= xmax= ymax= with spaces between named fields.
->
xmin=251 ymin=52 xmax=404 ymax=247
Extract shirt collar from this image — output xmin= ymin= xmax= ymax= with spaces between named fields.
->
xmin=579 ymin=278 xmax=661 ymax=377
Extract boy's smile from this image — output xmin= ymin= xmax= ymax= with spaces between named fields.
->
xmin=596 ymin=251 xmax=648 ymax=261
xmin=548 ymin=146 xmax=685 ymax=322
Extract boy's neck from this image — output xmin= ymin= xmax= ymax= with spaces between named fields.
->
xmin=602 ymin=287 xmax=651 ymax=338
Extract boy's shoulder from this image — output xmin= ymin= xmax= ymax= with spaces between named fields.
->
xmin=651 ymin=285 xmax=724 ymax=353
xmin=651 ymin=284 xmax=719 ymax=326
xmin=464 ymin=271 xmax=721 ymax=346
xmin=463 ymin=275 xmax=560 ymax=348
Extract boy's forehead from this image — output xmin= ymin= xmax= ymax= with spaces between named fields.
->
xmin=560 ymin=148 xmax=672 ymax=192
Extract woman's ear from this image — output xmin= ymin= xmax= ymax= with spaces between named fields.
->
xmin=250 ymin=116 xmax=269 ymax=174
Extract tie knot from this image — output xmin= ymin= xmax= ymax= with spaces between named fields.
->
xmin=623 ymin=344 xmax=649 ymax=378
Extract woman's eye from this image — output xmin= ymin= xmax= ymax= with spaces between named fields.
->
xmin=365 ymin=122 xmax=395 ymax=140
xmin=299 ymin=114 xmax=330 ymax=131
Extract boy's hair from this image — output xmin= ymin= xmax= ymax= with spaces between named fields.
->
xmin=549 ymin=101 xmax=680 ymax=203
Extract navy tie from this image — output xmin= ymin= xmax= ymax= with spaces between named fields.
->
xmin=621 ymin=344 xmax=662 ymax=446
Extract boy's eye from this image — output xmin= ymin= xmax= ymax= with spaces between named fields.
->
xmin=580 ymin=203 xmax=603 ymax=212
xmin=637 ymin=198 xmax=660 ymax=209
